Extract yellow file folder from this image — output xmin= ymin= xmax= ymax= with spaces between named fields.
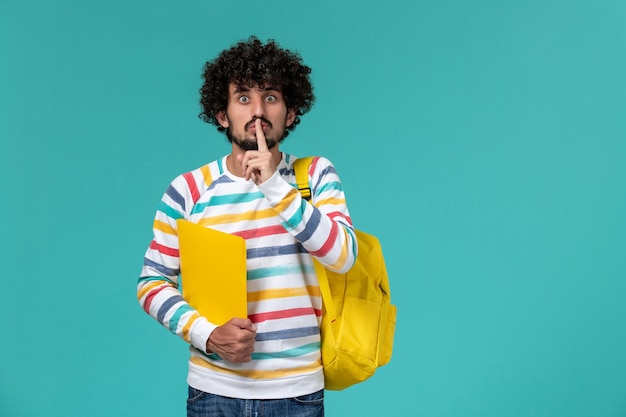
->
xmin=177 ymin=219 xmax=248 ymax=325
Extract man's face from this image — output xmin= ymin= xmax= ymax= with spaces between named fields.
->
xmin=217 ymin=83 xmax=296 ymax=151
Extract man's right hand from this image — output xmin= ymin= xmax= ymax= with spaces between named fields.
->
xmin=206 ymin=318 xmax=257 ymax=363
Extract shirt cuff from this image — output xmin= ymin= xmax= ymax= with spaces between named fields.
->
xmin=189 ymin=317 xmax=219 ymax=353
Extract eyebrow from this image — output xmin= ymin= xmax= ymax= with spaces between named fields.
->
xmin=233 ymin=85 xmax=281 ymax=94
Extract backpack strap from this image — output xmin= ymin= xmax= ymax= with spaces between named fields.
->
xmin=293 ymin=156 xmax=315 ymax=201
xmin=293 ymin=156 xmax=338 ymax=322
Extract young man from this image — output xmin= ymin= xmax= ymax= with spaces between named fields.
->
xmin=138 ymin=37 xmax=357 ymax=417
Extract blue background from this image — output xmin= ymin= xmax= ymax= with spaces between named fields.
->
xmin=1 ymin=0 xmax=625 ymax=416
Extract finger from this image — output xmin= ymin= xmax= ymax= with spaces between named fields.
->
xmin=230 ymin=317 xmax=249 ymax=328
xmin=241 ymin=318 xmax=257 ymax=333
xmin=231 ymin=317 xmax=257 ymax=332
xmin=239 ymin=153 xmax=253 ymax=180
xmin=255 ymin=118 xmax=268 ymax=152
xmin=246 ymin=319 xmax=256 ymax=332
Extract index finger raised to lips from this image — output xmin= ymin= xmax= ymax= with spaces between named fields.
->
xmin=255 ymin=118 xmax=268 ymax=152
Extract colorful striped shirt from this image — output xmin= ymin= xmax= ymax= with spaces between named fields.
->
xmin=138 ymin=153 xmax=356 ymax=399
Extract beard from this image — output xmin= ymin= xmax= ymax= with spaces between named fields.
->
xmin=225 ymin=116 xmax=286 ymax=151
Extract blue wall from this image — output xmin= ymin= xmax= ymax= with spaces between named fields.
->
xmin=2 ymin=1 xmax=625 ymax=416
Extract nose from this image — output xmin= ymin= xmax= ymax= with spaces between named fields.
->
xmin=252 ymin=97 xmax=265 ymax=118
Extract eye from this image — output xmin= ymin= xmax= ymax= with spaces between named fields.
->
xmin=238 ymin=95 xmax=250 ymax=103
xmin=265 ymin=95 xmax=277 ymax=103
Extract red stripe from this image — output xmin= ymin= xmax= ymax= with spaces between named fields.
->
xmin=232 ymin=225 xmax=287 ymax=240
xmin=150 ymin=240 xmax=179 ymax=257
xmin=310 ymin=221 xmax=338 ymax=258
xmin=328 ymin=212 xmax=353 ymax=226
xmin=309 ymin=157 xmax=320 ymax=178
xmin=183 ymin=172 xmax=200 ymax=204
xmin=249 ymin=307 xmax=321 ymax=324
xmin=143 ymin=285 xmax=167 ymax=314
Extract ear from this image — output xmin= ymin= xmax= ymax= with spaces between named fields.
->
xmin=216 ymin=111 xmax=229 ymax=128
xmin=286 ymin=109 xmax=297 ymax=127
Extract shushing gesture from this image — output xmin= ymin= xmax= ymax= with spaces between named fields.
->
xmin=239 ymin=118 xmax=277 ymax=185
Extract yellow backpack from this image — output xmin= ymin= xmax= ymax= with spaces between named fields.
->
xmin=294 ymin=157 xmax=397 ymax=390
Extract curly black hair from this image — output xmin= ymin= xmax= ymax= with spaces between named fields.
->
xmin=199 ymin=36 xmax=315 ymax=137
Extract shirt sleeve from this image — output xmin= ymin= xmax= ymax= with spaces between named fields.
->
xmin=137 ymin=173 xmax=217 ymax=352
xmin=257 ymin=156 xmax=357 ymax=273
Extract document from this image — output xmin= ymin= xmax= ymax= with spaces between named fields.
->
xmin=177 ymin=219 xmax=247 ymax=325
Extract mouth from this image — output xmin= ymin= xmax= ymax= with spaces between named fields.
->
xmin=249 ymin=124 xmax=267 ymax=132
xmin=247 ymin=118 xmax=272 ymax=132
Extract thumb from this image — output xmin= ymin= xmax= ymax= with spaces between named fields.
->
xmin=232 ymin=317 xmax=256 ymax=332
xmin=244 ymin=319 xmax=257 ymax=332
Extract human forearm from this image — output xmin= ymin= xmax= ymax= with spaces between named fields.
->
xmin=257 ymin=158 xmax=357 ymax=273
xmin=137 ymin=276 xmax=217 ymax=351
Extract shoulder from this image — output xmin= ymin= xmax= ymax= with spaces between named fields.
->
xmin=288 ymin=154 xmax=336 ymax=173
xmin=165 ymin=159 xmax=223 ymax=207
xmin=307 ymin=156 xmax=340 ymax=180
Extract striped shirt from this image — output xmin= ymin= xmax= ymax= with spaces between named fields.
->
xmin=138 ymin=153 xmax=356 ymax=399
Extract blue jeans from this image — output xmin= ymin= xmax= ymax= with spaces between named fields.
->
xmin=186 ymin=386 xmax=324 ymax=417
